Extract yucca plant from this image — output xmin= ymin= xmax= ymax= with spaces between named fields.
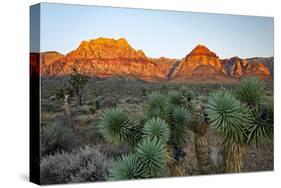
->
xmin=108 ymin=155 xmax=144 ymax=181
xmin=136 ymin=138 xmax=166 ymax=177
xmin=180 ymin=86 xmax=195 ymax=112
xmin=145 ymin=92 xmax=168 ymax=120
xmin=168 ymin=106 xmax=191 ymax=148
xmin=236 ymin=77 xmax=265 ymax=107
xmin=167 ymin=91 xmax=184 ymax=108
xmin=98 ymin=108 xmax=142 ymax=146
xmin=236 ymin=77 xmax=273 ymax=147
xmin=192 ymin=104 xmax=210 ymax=167
xmin=247 ymin=103 xmax=273 ymax=147
xmin=206 ymin=91 xmax=251 ymax=173
xmin=142 ymin=117 xmax=170 ymax=143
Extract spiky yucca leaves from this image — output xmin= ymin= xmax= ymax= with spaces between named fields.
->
xmin=108 ymin=155 xmax=144 ymax=181
xmin=180 ymin=86 xmax=195 ymax=113
xmin=169 ymin=106 xmax=191 ymax=148
xmin=206 ymin=91 xmax=250 ymax=144
xmin=167 ymin=90 xmax=195 ymax=112
xmin=143 ymin=117 xmax=170 ymax=143
xmin=98 ymin=108 xmax=142 ymax=146
xmin=236 ymin=77 xmax=266 ymax=107
xmin=136 ymin=138 xmax=166 ymax=177
xmin=167 ymin=91 xmax=184 ymax=108
xmin=206 ymin=91 xmax=251 ymax=173
xmin=247 ymin=104 xmax=273 ymax=147
xmin=145 ymin=92 xmax=168 ymax=120
xmin=193 ymin=105 xmax=210 ymax=168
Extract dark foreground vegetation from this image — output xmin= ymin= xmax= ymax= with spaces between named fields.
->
xmin=40 ymin=75 xmax=273 ymax=184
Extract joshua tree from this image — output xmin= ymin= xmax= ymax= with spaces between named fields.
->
xmin=236 ymin=77 xmax=273 ymax=147
xmin=165 ymin=105 xmax=191 ymax=176
xmin=192 ymin=104 xmax=210 ymax=168
xmin=236 ymin=77 xmax=265 ymax=107
xmin=145 ymin=92 xmax=168 ymax=120
xmin=168 ymin=106 xmax=191 ymax=148
xmin=180 ymin=85 xmax=195 ymax=106
xmin=142 ymin=117 xmax=170 ymax=143
xmin=206 ymin=91 xmax=251 ymax=173
xmin=98 ymin=108 xmax=142 ymax=146
xmin=178 ymin=88 xmax=210 ymax=169
xmin=108 ymin=137 xmax=167 ymax=180
xmin=68 ymin=68 xmax=89 ymax=105
xmin=247 ymin=103 xmax=273 ymax=147
xmin=167 ymin=91 xmax=184 ymax=108
xmin=136 ymin=138 xmax=167 ymax=177
xmin=108 ymin=155 xmax=144 ymax=180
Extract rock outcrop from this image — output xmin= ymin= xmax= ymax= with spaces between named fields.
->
xmin=245 ymin=62 xmax=271 ymax=79
xmin=41 ymin=38 xmax=167 ymax=82
xmin=246 ymin=57 xmax=273 ymax=76
xmin=170 ymin=45 xmax=227 ymax=81
xmin=223 ymin=56 xmax=271 ymax=79
xmin=34 ymin=37 xmax=273 ymax=82
xmin=223 ymin=57 xmax=247 ymax=78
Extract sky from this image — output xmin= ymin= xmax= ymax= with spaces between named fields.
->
xmin=32 ymin=3 xmax=274 ymax=59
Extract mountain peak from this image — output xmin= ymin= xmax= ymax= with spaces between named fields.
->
xmin=188 ymin=44 xmax=218 ymax=58
xmin=68 ymin=37 xmax=145 ymax=59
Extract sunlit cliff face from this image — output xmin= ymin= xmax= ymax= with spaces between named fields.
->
xmin=30 ymin=37 xmax=272 ymax=81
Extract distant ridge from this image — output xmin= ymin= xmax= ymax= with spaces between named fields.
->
xmin=31 ymin=37 xmax=273 ymax=82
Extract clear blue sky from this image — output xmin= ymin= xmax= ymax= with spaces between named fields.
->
xmin=36 ymin=3 xmax=274 ymax=59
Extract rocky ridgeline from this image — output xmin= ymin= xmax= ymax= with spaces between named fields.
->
xmin=31 ymin=37 xmax=273 ymax=82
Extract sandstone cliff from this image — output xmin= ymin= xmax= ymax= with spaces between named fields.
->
xmin=41 ymin=38 xmax=167 ymax=82
xmin=35 ymin=37 xmax=273 ymax=82
xmin=223 ymin=56 xmax=271 ymax=79
xmin=170 ymin=45 xmax=227 ymax=81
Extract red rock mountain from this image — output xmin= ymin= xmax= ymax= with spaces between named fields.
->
xmin=41 ymin=51 xmax=65 ymax=67
xmin=35 ymin=37 xmax=273 ymax=82
xmin=246 ymin=57 xmax=274 ymax=76
xmin=223 ymin=56 xmax=271 ymax=79
xmin=150 ymin=57 xmax=178 ymax=76
xmin=41 ymin=38 xmax=168 ymax=82
xmin=170 ymin=45 xmax=227 ymax=81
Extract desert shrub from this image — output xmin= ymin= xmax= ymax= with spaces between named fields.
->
xmin=87 ymin=96 xmax=101 ymax=110
xmin=41 ymin=102 xmax=63 ymax=113
xmin=40 ymin=145 xmax=113 ymax=184
xmin=41 ymin=121 xmax=78 ymax=156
